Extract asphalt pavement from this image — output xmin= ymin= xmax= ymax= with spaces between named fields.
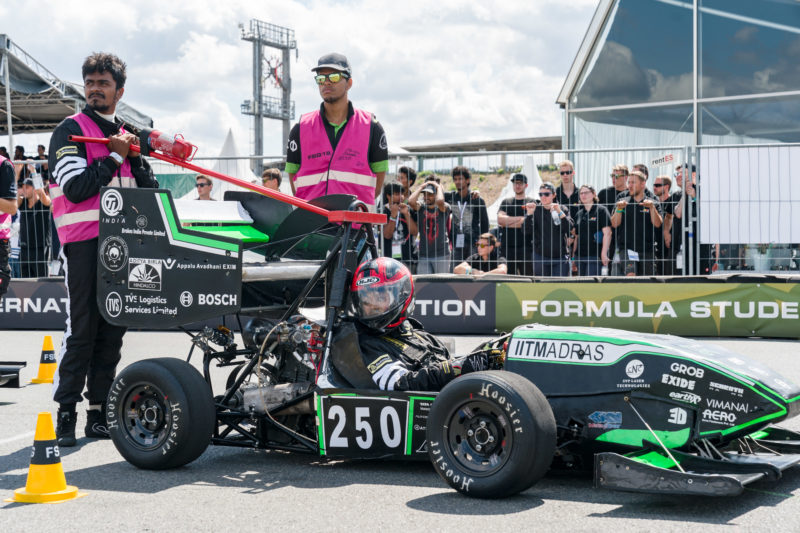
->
xmin=2 ymin=329 xmax=800 ymax=532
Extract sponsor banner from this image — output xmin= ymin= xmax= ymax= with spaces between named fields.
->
xmin=496 ymin=282 xmax=800 ymax=338
xmin=96 ymin=187 xmax=242 ymax=328
xmin=411 ymin=280 xmax=496 ymax=334
xmin=0 ymin=279 xmax=69 ymax=329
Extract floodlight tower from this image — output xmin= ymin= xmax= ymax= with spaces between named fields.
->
xmin=240 ymin=19 xmax=297 ymax=175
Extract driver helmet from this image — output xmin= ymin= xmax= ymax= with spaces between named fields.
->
xmin=351 ymin=257 xmax=414 ymax=331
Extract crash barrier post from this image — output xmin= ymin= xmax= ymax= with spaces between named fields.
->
xmin=30 ymin=335 xmax=56 ymax=384
xmin=5 ymin=412 xmax=86 ymax=504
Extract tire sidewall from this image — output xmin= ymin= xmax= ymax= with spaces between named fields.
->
xmin=108 ymin=358 xmax=212 ymax=469
xmin=427 ymin=370 xmax=555 ymax=498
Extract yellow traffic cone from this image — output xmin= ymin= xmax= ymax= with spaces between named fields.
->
xmin=6 ymin=412 xmax=86 ymax=504
xmin=30 ymin=336 xmax=57 ymax=384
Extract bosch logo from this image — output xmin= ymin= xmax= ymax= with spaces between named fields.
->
xmin=101 ymin=189 xmax=123 ymax=216
xmin=357 ymin=276 xmax=380 ymax=286
xmin=625 ymin=359 xmax=644 ymax=379
xmin=179 ymin=291 xmax=193 ymax=307
xmin=198 ymin=293 xmax=238 ymax=306
xmin=136 ymin=215 xmax=148 ymax=228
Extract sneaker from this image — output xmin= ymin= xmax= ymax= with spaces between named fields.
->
xmin=85 ymin=408 xmax=110 ymax=439
xmin=56 ymin=409 xmax=77 ymax=447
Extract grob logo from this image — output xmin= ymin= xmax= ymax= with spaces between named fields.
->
xmin=179 ymin=291 xmax=193 ymax=307
xmin=625 ymin=359 xmax=644 ymax=378
xmin=100 ymin=236 xmax=128 ymax=271
xmin=101 ymin=189 xmax=123 ymax=216
xmin=105 ymin=292 xmax=122 ymax=318
xmin=670 ymin=362 xmax=705 ymax=378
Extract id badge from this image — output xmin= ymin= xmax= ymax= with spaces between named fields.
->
xmin=455 ymin=234 xmax=465 ymax=248
xmin=392 ymin=242 xmax=402 ymax=259
xmin=627 ymin=249 xmax=640 ymax=262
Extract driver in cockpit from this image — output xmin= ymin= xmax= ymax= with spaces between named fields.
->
xmin=351 ymin=257 xmax=488 ymax=391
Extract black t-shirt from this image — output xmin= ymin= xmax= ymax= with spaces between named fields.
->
xmin=18 ymin=198 xmax=51 ymax=249
xmin=616 ymin=192 xmax=663 ymax=254
xmin=382 ymin=205 xmax=416 ymax=263
xmin=598 ymin=186 xmax=625 ymax=213
xmin=498 ymin=196 xmax=533 ymax=249
xmin=573 ymin=204 xmax=611 ymax=258
xmin=529 ymin=205 xmax=573 ymax=258
xmin=556 ymin=185 xmax=580 ymax=219
xmin=0 ymin=160 xmax=16 ymax=203
xmin=442 ymin=191 xmax=489 ymax=250
xmin=464 ymin=250 xmax=506 ymax=273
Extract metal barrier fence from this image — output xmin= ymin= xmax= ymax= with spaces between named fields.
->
xmin=7 ymin=144 xmax=800 ymax=279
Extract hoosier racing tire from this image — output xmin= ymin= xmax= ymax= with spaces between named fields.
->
xmin=107 ymin=357 xmax=216 ymax=470
xmin=426 ymin=370 xmax=556 ymax=498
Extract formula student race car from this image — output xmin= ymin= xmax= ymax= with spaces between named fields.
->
xmin=97 ymin=185 xmax=800 ymax=498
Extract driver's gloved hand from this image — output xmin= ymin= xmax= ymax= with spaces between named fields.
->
xmin=452 ymin=353 xmax=488 ymax=376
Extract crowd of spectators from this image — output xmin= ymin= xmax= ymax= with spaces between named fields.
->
xmin=374 ymin=160 xmax=790 ymax=278
xmin=3 ymin=145 xmax=59 ymax=280
xmin=3 ymin=146 xmax=796 ymax=282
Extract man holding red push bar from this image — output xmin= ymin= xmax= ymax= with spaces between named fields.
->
xmin=48 ymin=52 xmax=158 ymax=447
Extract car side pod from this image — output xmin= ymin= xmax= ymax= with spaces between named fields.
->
xmin=594 ymin=447 xmax=800 ymax=496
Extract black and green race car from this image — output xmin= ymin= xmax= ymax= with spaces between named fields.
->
xmin=97 ymin=186 xmax=800 ymax=498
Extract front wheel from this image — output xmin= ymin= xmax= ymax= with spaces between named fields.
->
xmin=107 ymin=357 xmax=216 ymax=470
xmin=426 ymin=370 xmax=556 ymax=498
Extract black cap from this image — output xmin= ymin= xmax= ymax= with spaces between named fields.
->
xmin=22 ymin=177 xmax=34 ymax=186
xmin=510 ymin=173 xmax=527 ymax=184
xmin=421 ymin=184 xmax=436 ymax=195
xmin=311 ymin=53 xmax=351 ymax=75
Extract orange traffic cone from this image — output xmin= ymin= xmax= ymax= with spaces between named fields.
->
xmin=5 ymin=412 xmax=86 ymax=504
xmin=30 ymin=336 xmax=57 ymax=384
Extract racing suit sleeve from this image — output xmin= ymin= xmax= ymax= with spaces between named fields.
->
xmin=359 ymin=333 xmax=459 ymax=392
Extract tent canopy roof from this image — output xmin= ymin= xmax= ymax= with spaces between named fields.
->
xmin=0 ymin=34 xmax=153 ymax=135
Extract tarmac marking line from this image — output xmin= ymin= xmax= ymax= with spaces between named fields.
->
xmin=0 ymin=430 xmax=35 ymax=446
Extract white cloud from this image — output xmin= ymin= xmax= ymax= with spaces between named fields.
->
xmin=1 ymin=0 xmax=596 ymax=157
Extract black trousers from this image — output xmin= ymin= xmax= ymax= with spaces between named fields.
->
xmin=0 ymin=238 xmax=10 ymax=299
xmin=54 ymin=238 xmax=127 ymax=405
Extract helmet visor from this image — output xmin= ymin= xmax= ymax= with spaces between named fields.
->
xmin=356 ymin=277 xmax=412 ymax=321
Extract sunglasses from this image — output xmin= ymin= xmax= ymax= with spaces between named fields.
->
xmin=560 ymin=170 xmax=573 ymax=176
xmin=611 ymin=173 xmax=626 ymax=178
xmin=476 ymin=243 xmax=492 ymax=248
xmin=653 ymin=183 xmax=665 ymax=188
xmin=539 ymin=191 xmax=553 ymax=197
xmin=196 ymin=182 xmax=210 ymax=188
xmin=315 ymin=72 xmax=349 ymax=85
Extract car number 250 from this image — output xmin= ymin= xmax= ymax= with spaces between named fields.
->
xmin=328 ymin=405 xmax=403 ymax=449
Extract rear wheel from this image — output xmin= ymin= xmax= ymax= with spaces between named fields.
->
xmin=107 ymin=357 xmax=215 ymax=469
xmin=426 ymin=370 xmax=556 ymax=498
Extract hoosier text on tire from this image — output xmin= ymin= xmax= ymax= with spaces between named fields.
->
xmin=426 ymin=370 xmax=556 ymax=498
xmin=107 ymin=357 xmax=216 ymax=470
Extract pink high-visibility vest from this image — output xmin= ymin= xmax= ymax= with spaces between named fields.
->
xmin=294 ymin=108 xmax=376 ymax=207
xmin=0 ymin=155 xmax=11 ymax=240
xmin=50 ymin=113 xmax=136 ymax=243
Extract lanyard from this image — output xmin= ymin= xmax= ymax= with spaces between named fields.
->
xmin=457 ymin=200 xmax=468 ymax=232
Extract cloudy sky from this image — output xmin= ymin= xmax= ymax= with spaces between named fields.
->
xmin=1 ymin=0 xmax=597 ymax=157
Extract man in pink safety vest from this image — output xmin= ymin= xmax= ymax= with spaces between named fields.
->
xmin=286 ymin=53 xmax=388 ymax=210
xmin=0 ymin=155 xmax=17 ymax=300
xmin=48 ymin=52 xmax=158 ymax=447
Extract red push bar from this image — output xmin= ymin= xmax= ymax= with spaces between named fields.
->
xmin=68 ymin=135 xmax=387 ymax=225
